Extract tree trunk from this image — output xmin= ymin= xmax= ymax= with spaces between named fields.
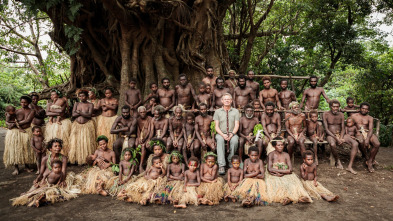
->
xmin=34 ymin=0 xmax=234 ymax=100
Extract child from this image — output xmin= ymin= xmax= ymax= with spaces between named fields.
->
xmin=143 ymin=82 xmax=159 ymax=104
xmin=30 ymin=126 xmax=45 ymax=175
xmin=5 ymin=105 xmax=25 ymax=132
xmin=183 ymin=113 xmax=196 ymax=164
xmin=160 ymin=151 xmax=185 ymax=204
xmin=125 ymin=78 xmax=142 ymax=116
xmin=48 ymin=96 xmax=67 ymax=125
xmin=173 ymin=156 xmax=200 ymax=208
xmin=80 ymin=135 xmax=116 ymax=196
xmin=197 ymin=152 xmax=224 ymax=205
xmin=306 ymin=110 xmax=325 ymax=165
xmin=265 ymin=137 xmax=312 ymax=205
xmin=122 ymin=156 xmax=166 ymax=205
xmin=342 ymin=97 xmax=359 ymax=117
xmin=205 ymin=84 xmax=212 ymax=95
xmin=40 ymin=160 xmax=64 ymax=185
xmin=232 ymin=147 xmax=268 ymax=207
xmin=109 ymin=148 xmax=137 ymax=198
xmin=11 ymin=160 xmax=79 ymax=207
xmin=252 ymin=99 xmax=263 ymax=121
xmin=196 ymin=82 xmax=212 ymax=108
xmin=344 ymin=117 xmax=360 ymax=174
xmin=223 ymin=155 xmax=243 ymax=202
xmin=145 ymin=96 xmax=158 ymax=116
xmin=300 ymin=151 xmax=339 ymax=202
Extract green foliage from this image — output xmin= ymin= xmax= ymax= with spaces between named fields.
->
xmin=379 ymin=124 xmax=393 ymax=147
xmin=0 ymin=0 xmax=70 ymax=90
xmin=354 ymin=47 xmax=393 ymax=124
xmin=64 ymin=24 xmax=83 ymax=55
xmin=253 ymin=124 xmax=263 ymax=136
xmin=0 ymin=67 xmax=33 ymax=119
xmin=17 ymin=0 xmax=83 ymax=55
xmin=210 ymin=121 xmax=216 ymax=137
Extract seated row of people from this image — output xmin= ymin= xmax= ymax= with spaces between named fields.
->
xmin=11 ymin=136 xmax=338 ymax=208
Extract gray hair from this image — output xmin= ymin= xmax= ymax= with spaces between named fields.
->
xmin=222 ymin=93 xmax=233 ymax=100
xmin=137 ymin=106 xmax=146 ymax=112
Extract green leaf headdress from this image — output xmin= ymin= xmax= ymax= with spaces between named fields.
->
xmin=168 ymin=150 xmax=184 ymax=164
xmin=148 ymin=137 xmax=166 ymax=153
xmin=96 ymin=135 xmax=109 ymax=143
xmin=89 ymin=87 xmax=99 ymax=97
xmin=51 ymin=89 xmax=63 ymax=98
xmin=120 ymin=148 xmax=139 ymax=166
xmin=203 ymin=151 xmax=217 ymax=163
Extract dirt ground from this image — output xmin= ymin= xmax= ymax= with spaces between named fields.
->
xmin=0 ymin=128 xmax=392 ymax=220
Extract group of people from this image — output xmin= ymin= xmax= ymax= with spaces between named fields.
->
xmin=4 ymin=67 xmax=380 ymax=208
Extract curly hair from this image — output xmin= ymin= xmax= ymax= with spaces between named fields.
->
xmin=46 ymin=138 xmax=63 ymax=150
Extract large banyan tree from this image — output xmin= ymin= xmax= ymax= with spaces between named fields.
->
xmin=15 ymin=0 xmax=306 ymax=103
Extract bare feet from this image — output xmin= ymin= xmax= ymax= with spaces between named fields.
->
xmin=174 ymin=203 xmax=187 ymax=208
xmin=126 ymin=197 xmax=133 ymax=202
xmin=335 ymin=160 xmax=344 ymax=169
xmin=366 ymin=161 xmax=375 ymax=173
xmin=12 ymin=169 xmax=19 ymax=175
xmin=198 ymin=198 xmax=208 ymax=205
xmin=322 ymin=195 xmax=340 ymax=202
xmin=206 ymin=199 xmax=214 ymax=206
xmin=154 ymin=197 xmax=162 ymax=205
xmin=35 ymin=171 xmax=40 ymax=175
xmin=224 ymin=195 xmax=229 ymax=202
xmin=139 ymin=199 xmax=147 ymax=205
xmin=281 ymin=198 xmax=292 ymax=206
xmin=299 ymin=196 xmax=312 ymax=203
xmin=26 ymin=168 xmax=34 ymax=173
xmin=346 ymin=167 xmax=357 ymax=175
xmin=242 ymin=196 xmax=254 ymax=207
xmin=98 ymin=189 xmax=108 ymax=196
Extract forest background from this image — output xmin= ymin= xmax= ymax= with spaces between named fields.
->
xmin=0 ymin=0 xmax=392 ymax=146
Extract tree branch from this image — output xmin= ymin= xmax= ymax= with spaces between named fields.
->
xmin=0 ymin=45 xmax=36 ymax=56
xmin=224 ymin=30 xmax=298 ymax=40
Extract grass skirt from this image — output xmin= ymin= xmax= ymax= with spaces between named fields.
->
xmin=68 ymin=121 xmax=97 ymax=165
xmin=124 ymin=176 xmax=167 ymax=203
xmin=265 ymin=172 xmax=312 ymax=204
xmin=3 ymin=127 xmax=35 ymax=167
xmin=301 ymin=180 xmax=336 ymax=200
xmin=11 ymin=172 xmax=80 ymax=207
xmin=122 ymin=176 xmax=167 ymax=204
xmin=96 ymin=115 xmax=117 ymax=150
xmin=231 ymin=178 xmax=268 ymax=205
xmin=196 ymin=177 xmax=225 ymax=205
xmin=178 ymin=186 xmax=199 ymax=206
xmin=45 ymin=119 xmax=72 ymax=156
xmin=78 ymin=167 xmax=115 ymax=194
xmin=106 ymin=175 xmax=137 ymax=197
xmin=158 ymin=180 xmax=184 ymax=204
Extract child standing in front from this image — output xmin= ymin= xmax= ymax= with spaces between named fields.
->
xmin=223 ymin=155 xmax=243 ymax=202
xmin=30 ymin=126 xmax=45 ymax=174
